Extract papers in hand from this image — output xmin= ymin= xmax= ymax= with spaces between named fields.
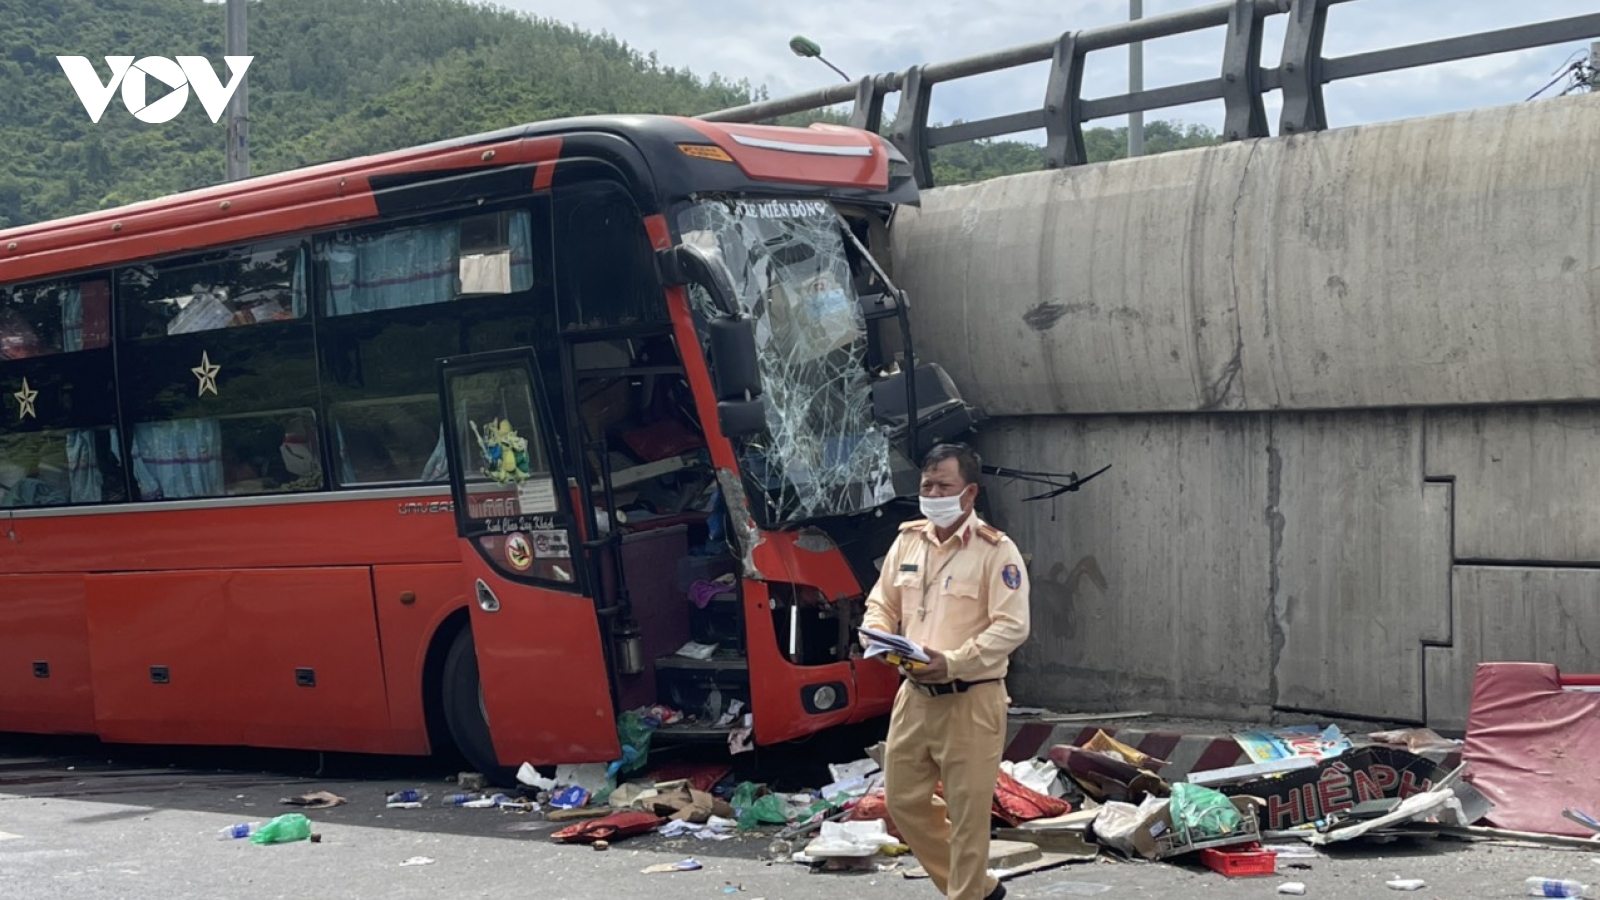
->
xmin=858 ymin=627 xmax=930 ymax=664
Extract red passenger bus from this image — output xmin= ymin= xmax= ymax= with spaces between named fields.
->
xmin=0 ymin=115 xmax=982 ymax=777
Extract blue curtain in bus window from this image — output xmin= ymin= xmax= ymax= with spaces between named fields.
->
xmin=419 ymin=427 xmax=448 ymax=481
xmin=291 ymin=249 xmax=308 ymax=319
xmin=64 ymin=428 xmax=116 ymax=503
xmin=324 ymin=223 xmax=459 ymax=316
xmin=334 ymin=422 xmax=357 ymax=486
xmin=130 ymin=419 xmax=224 ymax=499
xmin=509 ymin=211 xmax=534 ymax=289
xmin=59 ymin=284 xmax=83 ymax=352
xmin=322 ymin=211 xmax=534 ymax=316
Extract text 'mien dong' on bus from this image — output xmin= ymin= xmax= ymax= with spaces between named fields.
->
xmin=0 ymin=115 xmax=983 ymax=778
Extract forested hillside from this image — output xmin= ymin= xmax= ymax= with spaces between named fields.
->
xmin=0 ymin=0 xmax=1218 ymax=227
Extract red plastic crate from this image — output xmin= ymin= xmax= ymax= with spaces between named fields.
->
xmin=1199 ymin=845 xmax=1277 ymax=877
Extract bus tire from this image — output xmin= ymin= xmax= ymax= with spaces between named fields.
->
xmin=441 ymin=627 xmax=513 ymax=786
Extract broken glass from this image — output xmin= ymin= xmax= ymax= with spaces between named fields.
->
xmin=677 ymin=198 xmax=895 ymax=526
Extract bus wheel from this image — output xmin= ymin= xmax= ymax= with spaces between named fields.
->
xmin=441 ymin=628 xmax=514 ymax=786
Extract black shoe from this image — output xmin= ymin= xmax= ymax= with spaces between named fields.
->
xmin=984 ymin=884 xmax=1006 ymax=900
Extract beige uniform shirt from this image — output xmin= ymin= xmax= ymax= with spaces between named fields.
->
xmin=862 ymin=514 xmax=1031 ymax=683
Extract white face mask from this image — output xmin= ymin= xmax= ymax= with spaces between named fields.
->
xmin=919 ymin=490 xmax=968 ymax=528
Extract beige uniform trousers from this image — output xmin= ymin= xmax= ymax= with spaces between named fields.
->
xmin=884 ymin=677 xmax=1007 ymax=900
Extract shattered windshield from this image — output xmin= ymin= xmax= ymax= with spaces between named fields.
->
xmin=677 ymin=198 xmax=896 ymax=526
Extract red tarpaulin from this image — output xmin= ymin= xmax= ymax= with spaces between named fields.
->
xmin=1462 ymin=662 xmax=1600 ymax=838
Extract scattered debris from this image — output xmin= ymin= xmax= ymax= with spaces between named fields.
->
xmin=1462 ymin=663 xmax=1600 ymax=838
xmin=279 ymin=791 xmax=346 ymax=809
xmin=641 ymin=859 xmax=703 ymax=874
xmin=444 ymin=697 xmax=1600 ymax=893
xmin=1368 ymin=728 xmax=1462 ymax=755
xmin=384 ymin=789 xmax=428 ymax=808
xmin=1200 ymin=845 xmax=1278 ymax=877
xmin=1234 ymin=724 xmax=1350 ymax=763
xmin=1217 ymin=746 xmax=1452 ymax=832
xmin=399 ymin=856 xmax=435 ymax=867
xmin=553 ymin=810 xmax=665 ymax=845
xmin=1524 ymin=877 xmax=1589 ymax=897
xmin=249 ymin=813 xmax=311 ymax=845
xmin=1563 ymin=808 xmax=1600 ymax=835
xmin=456 ymin=772 xmax=489 ymax=792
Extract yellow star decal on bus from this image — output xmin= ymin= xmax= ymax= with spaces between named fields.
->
xmin=13 ymin=378 xmax=37 ymax=421
xmin=192 ymin=351 xmax=220 ymax=397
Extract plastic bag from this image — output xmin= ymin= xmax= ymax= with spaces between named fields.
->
xmin=1168 ymin=783 xmax=1243 ymax=841
xmin=610 ymin=710 xmax=655 ymax=780
xmin=249 ymin=813 xmax=311 ymax=844
xmin=730 ymin=782 xmax=762 ymax=816
xmin=738 ymin=794 xmax=792 ymax=830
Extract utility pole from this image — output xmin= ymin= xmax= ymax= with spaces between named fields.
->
xmin=1129 ymin=0 xmax=1144 ymax=158
xmin=225 ymin=0 xmax=249 ymax=181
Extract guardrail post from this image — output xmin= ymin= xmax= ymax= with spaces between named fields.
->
xmin=849 ymin=75 xmax=888 ymax=133
xmin=1042 ymin=32 xmax=1087 ymax=168
xmin=1279 ymin=0 xmax=1330 ymax=134
xmin=1222 ymin=0 xmax=1270 ymax=141
xmin=888 ymin=65 xmax=934 ymax=188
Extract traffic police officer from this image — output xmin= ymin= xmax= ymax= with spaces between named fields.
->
xmin=863 ymin=442 xmax=1031 ymax=900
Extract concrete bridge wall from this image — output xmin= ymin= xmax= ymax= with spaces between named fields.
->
xmin=890 ymin=92 xmax=1600 ymax=730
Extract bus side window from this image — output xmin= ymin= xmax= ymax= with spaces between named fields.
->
xmin=553 ymin=182 xmax=665 ymax=330
xmin=316 ymin=205 xmax=555 ymax=487
xmin=0 ymin=275 xmax=123 ymax=508
xmin=117 ymin=243 xmax=323 ymax=501
xmin=120 ymin=241 xmax=307 ymax=340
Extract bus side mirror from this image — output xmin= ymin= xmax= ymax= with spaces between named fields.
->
xmin=708 ymin=316 xmax=766 ymax=439
xmin=707 ymin=316 xmax=762 ymax=401
xmin=668 ymin=242 xmax=768 ymax=439
xmin=669 ymin=243 xmax=739 ymax=317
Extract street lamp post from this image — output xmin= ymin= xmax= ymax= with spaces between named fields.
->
xmin=790 ymin=35 xmax=852 ymax=82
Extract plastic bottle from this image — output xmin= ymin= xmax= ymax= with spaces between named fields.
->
xmin=440 ymin=793 xmax=479 ymax=806
xmin=385 ymin=789 xmax=428 ymax=806
xmin=217 ymin=822 xmax=261 ymax=840
xmin=250 ymin=813 xmax=312 ymax=845
xmin=1527 ymin=877 xmax=1589 ymax=898
xmin=461 ymin=793 xmax=511 ymax=809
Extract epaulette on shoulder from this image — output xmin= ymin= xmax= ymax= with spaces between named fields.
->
xmin=899 ymin=519 xmax=928 ymax=532
xmin=976 ymin=523 xmax=1006 ymax=545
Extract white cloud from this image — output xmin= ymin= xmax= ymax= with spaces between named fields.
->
xmin=495 ymin=0 xmax=1599 ymax=138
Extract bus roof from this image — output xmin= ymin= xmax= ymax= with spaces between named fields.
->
xmin=0 ymin=114 xmax=910 ymax=284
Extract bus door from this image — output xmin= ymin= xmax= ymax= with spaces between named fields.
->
xmin=437 ymin=348 xmax=620 ymax=767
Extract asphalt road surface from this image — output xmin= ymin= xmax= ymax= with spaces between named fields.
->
xmin=1 ymin=733 xmax=1596 ymax=900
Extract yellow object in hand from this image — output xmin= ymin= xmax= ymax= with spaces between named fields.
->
xmin=886 ymin=653 xmax=927 ymax=670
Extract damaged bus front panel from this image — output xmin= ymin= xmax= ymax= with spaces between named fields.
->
xmin=669 ymin=194 xmax=982 ymax=745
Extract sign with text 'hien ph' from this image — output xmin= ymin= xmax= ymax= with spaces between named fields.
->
xmin=57 ymin=56 xmax=253 ymax=124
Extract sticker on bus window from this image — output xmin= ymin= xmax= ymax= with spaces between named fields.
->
xmin=531 ymin=530 xmax=569 ymax=559
xmin=504 ymin=533 xmax=534 ymax=571
xmin=517 ymin=480 xmax=557 ymax=515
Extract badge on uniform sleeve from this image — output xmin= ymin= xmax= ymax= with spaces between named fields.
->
xmin=1002 ymin=564 xmax=1022 ymax=590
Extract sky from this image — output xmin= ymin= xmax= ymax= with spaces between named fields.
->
xmin=493 ymin=0 xmax=1599 ymax=140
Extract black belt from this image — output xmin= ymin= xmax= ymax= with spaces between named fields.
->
xmin=909 ymin=678 xmax=1000 ymax=697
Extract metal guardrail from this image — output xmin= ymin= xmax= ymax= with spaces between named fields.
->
xmin=698 ymin=0 xmax=1600 ymax=188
